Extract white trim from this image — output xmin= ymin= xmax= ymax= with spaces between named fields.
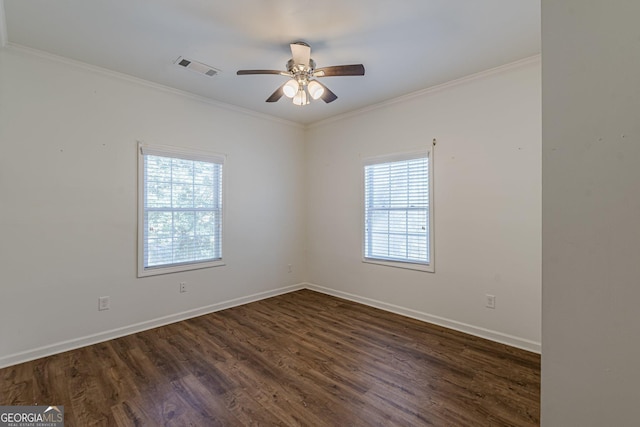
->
xmin=361 ymin=149 xmax=428 ymax=166
xmin=139 ymin=142 xmax=226 ymax=164
xmin=3 ymin=43 xmax=303 ymax=130
xmin=362 ymin=258 xmax=432 ymax=272
xmin=0 ymin=0 xmax=8 ymax=47
xmin=137 ymin=260 xmax=226 ymax=277
xmin=2 ymin=42 xmax=538 ymax=130
xmin=0 ymin=282 xmax=540 ymax=368
xmin=305 ymin=283 xmax=541 ymax=354
xmin=0 ymin=283 xmax=305 ymax=369
xmin=309 ymin=54 xmax=542 ymax=129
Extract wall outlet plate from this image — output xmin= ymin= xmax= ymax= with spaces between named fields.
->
xmin=486 ymin=294 xmax=496 ymax=309
xmin=98 ymin=296 xmax=110 ymax=311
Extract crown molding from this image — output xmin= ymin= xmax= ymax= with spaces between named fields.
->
xmin=4 ymin=38 xmax=540 ymax=133
xmin=4 ymin=42 xmax=304 ymax=130
xmin=308 ymin=54 xmax=542 ymax=129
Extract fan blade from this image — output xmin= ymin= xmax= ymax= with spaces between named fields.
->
xmin=237 ymin=69 xmax=289 ymax=76
xmin=290 ymin=42 xmax=311 ymax=67
xmin=313 ymin=64 xmax=365 ymax=77
xmin=266 ymin=83 xmax=286 ymax=103
xmin=315 ymin=81 xmax=338 ymax=103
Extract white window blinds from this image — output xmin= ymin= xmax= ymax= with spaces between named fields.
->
xmin=138 ymin=144 xmax=224 ymax=276
xmin=364 ymin=152 xmax=431 ymax=266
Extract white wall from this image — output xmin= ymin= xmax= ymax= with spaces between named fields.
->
xmin=306 ymin=59 xmax=542 ymax=351
xmin=541 ymin=2 xmax=640 ymax=425
xmin=0 ymin=46 xmax=307 ymax=367
xmin=0 ymin=44 xmax=542 ymax=367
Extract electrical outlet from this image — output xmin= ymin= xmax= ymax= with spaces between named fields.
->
xmin=98 ymin=296 xmax=110 ymax=311
xmin=486 ymin=294 xmax=496 ymax=309
xmin=288 ymin=264 xmax=293 ymax=273
xmin=180 ymin=282 xmax=187 ymax=293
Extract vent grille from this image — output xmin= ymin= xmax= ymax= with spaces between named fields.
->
xmin=174 ymin=56 xmax=220 ymax=77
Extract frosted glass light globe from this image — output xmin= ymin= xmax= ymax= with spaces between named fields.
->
xmin=308 ymin=80 xmax=325 ymax=100
xmin=283 ymin=79 xmax=299 ymax=98
xmin=293 ymin=89 xmax=308 ymax=106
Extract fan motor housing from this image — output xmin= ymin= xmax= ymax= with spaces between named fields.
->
xmin=287 ymin=58 xmax=316 ymax=75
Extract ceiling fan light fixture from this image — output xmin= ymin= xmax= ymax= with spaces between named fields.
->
xmin=236 ymin=42 xmax=364 ymax=106
xmin=283 ymin=79 xmax=299 ymax=98
xmin=307 ymin=80 xmax=324 ymax=100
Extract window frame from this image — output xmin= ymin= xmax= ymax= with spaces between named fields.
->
xmin=137 ymin=142 xmax=226 ymax=277
xmin=361 ymin=147 xmax=435 ymax=273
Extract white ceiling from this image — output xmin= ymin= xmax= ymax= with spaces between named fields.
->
xmin=1 ymin=0 xmax=540 ymax=125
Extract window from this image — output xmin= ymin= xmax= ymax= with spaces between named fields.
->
xmin=138 ymin=143 xmax=224 ymax=277
xmin=363 ymin=149 xmax=434 ymax=272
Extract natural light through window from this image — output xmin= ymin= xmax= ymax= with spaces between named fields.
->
xmin=138 ymin=143 xmax=224 ymax=277
xmin=363 ymin=149 xmax=434 ymax=272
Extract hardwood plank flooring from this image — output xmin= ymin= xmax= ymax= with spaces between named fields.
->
xmin=0 ymin=290 xmax=540 ymax=426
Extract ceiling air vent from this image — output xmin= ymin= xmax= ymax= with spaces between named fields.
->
xmin=174 ymin=56 xmax=220 ymax=77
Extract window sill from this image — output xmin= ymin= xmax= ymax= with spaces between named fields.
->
xmin=362 ymin=258 xmax=434 ymax=273
xmin=138 ymin=260 xmax=226 ymax=278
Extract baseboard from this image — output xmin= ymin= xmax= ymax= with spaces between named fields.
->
xmin=0 ymin=283 xmax=305 ymax=369
xmin=304 ymin=283 xmax=541 ymax=354
xmin=0 ymin=281 xmax=540 ymax=368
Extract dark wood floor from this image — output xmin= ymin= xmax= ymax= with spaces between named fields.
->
xmin=0 ymin=290 xmax=540 ymax=426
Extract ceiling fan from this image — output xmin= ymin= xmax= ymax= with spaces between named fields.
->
xmin=237 ymin=42 xmax=365 ymax=106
